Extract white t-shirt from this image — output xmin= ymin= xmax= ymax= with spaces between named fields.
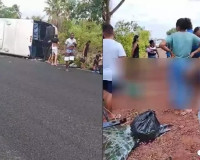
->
xmin=103 ymin=39 xmax=126 ymax=81
xmin=65 ymin=38 xmax=77 ymax=48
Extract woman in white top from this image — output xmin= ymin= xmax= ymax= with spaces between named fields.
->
xmin=146 ymin=40 xmax=159 ymax=58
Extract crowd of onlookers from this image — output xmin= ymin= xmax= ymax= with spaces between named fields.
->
xmin=132 ymin=18 xmax=200 ymax=58
xmin=103 ymin=17 xmax=200 ymax=119
xmin=45 ymin=33 xmax=102 ymax=73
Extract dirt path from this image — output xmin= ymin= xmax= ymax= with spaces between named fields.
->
xmin=112 ymin=61 xmax=200 ymax=160
xmin=158 ymin=48 xmax=167 ymax=58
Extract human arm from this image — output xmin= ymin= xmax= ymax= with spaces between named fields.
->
xmin=159 ymin=39 xmax=174 ymax=58
xmin=73 ymin=39 xmax=77 ymax=48
xmin=191 ymin=35 xmax=200 ymax=57
xmin=118 ymin=43 xmax=126 ymax=58
xmin=156 ymin=49 xmax=159 ymax=58
xmin=190 ymin=47 xmax=200 ymax=57
xmin=132 ymin=42 xmax=137 ymax=57
xmin=82 ymin=45 xmax=86 ymax=56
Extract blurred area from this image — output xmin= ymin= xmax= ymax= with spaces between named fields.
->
xmin=113 ymin=59 xmax=200 ymax=113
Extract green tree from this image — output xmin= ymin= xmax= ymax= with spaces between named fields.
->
xmin=30 ymin=15 xmax=45 ymax=21
xmin=138 ymin=30 xmax=150 ymax=58
xmin=74 ymin=0 xmax=102 ymax=23
xmin=103 ymin=0 xmax=125 ymax=24
xmin=114 ymin=20 xmax=149 ymax=58
xmin=59 ymin=20 xmax=101 ymax=52
xmin=166 ymin=28 xmax=176 ymax=35
xmin=44 ymin=0 xmax=65 ymax=29
xmin=0 ymin=3 xmax=21 ymax=18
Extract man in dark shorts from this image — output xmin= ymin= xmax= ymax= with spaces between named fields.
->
xmin=103 ymin=24 xmax=126 ymax=118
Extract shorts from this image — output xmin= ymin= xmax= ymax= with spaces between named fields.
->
xmin=148 ymin=54 xmax=156 ymax=58
xmin=64 ymin=56 xmax=74 ymax=61
xmin=52 ymin=47 xmax=58 ymax=55
xmin=65 ymin=49 xmax=75 ymax=61
xmin=103 ymin=80 xmax=112 ymax=93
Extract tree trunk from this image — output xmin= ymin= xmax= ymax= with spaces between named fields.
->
xmin=103 ymin=0 xmax=125 ymax=24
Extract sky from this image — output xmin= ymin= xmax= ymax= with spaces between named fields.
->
xmin=110 ymin=0 xmax=200 ymax=39
xmin=2 ymin=0 xmax=48 ymax=20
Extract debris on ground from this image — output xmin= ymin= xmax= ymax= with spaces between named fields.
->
xmin=125 ymin=109 xmax=200 ymax=160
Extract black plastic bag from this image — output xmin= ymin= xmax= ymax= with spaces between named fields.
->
xmin=130 ymin=110 xmax=171 ymax=142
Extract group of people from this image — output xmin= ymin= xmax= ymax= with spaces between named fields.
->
xmin=103 ymin=17 xmax=200 ymax=119
xmin=45 ymin=33 xmax=77 ymax=71
xmin=44 ymin=33 xmax=101 ymax=72
xmin=131 ymin=18 xmax=200 ymax=58
xmin=160 ymin=18 xmax=200 ymax=58
xmin=132 ymin=35 xmax=159 ymax=58
xmin=81 ymin=40 xmax=103 ymax=73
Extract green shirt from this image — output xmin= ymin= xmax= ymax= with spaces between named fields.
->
xmin=166 ymin=32 xmax=200 ymax=58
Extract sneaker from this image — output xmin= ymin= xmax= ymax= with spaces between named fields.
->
xmin=65 ymin=69 xmax=69 ymax=72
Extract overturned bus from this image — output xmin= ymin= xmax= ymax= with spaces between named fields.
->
xmin=0 ymin=18 xmax=57 ymax=59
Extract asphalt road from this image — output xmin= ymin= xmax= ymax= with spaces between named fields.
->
xmin=0 ymin=56 xmax=102 ymax=160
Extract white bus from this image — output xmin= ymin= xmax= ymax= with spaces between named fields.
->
xmin=0 ymin=18 xmax=57 ymax=58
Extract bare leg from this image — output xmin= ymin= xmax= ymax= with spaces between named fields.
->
xmin=51 ymin=54 xmax=54 ymax=65
xmin=103 ymin=90 xmax=112 ymax=115
xmin=66 ymin=61 xmax=69 ymax=71
xmin=48 ymin=54 xmax=52 ymax=63
xmin=54 ymin=54 xmax=57 ymax=65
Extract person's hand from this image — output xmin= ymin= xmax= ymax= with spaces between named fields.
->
xmin=170 ymin=51 xmax=175 ymax=58
xmin=190 ymin=52 xmax=195 ymax=58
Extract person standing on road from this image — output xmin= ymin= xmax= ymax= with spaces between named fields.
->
xmin=51 ymin=35 xmax=59 ymax=66
xmin=132 ymin=35 xmax=139 ymax=58
xmin=146 ymin=40 xmax=159 ymax=58
xmin=160 ymin=18 xmax=200 ymax=58
xmin=103 ymin=23 xmax=126 ymax=119
xmin=64 ymin=33 xmax=77 ymax=72
xmin=83 ymin=40 xmax=91 ymax=60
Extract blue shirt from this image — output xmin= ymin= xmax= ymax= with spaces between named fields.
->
xmin=166 ymin=32 xmax=200 ymax=58
xmin=187 ymin=29 xmax=193 ymax=33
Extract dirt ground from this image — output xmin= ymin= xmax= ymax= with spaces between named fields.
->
xmin=115 ymin=108 xmax=200 ymax=160
xmin=157 ymin=48 xmax=167 ymax=58
xmin=111 ymin=60 xmax=200 ymax=160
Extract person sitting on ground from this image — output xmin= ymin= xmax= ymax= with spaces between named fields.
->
xmin=103 ymin=23 xmax=126 ymax=119
xmin=160 ymin=18 xmax=200 ymax=58
xmin=93 ymin=54 xmax=100 ymax=72
xmin=51 ymin=35 xmax=59 ymax=66
xmin=146 ymin=40 xmax=159 ymax=58
xmin=132 ymin=35 xmax=139 ymax=58
xmin=98 ymin=52 xmax=103 ymax=74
